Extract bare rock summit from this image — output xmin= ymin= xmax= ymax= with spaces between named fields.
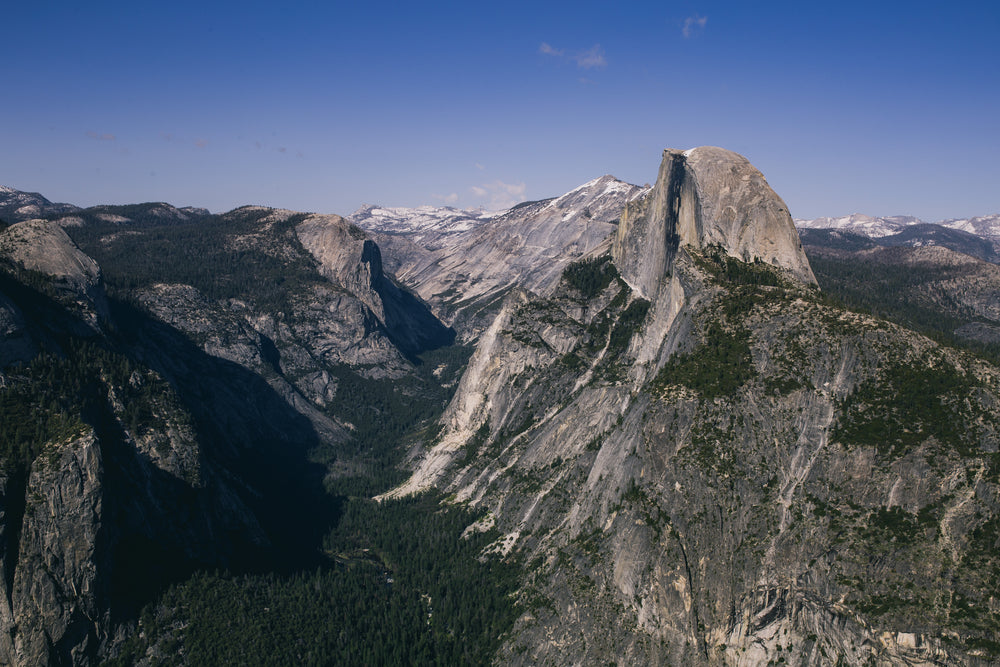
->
xmin=614 ymin=147 xmax=815 ymax=298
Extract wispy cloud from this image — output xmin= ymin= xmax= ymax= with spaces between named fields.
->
xmin=86 ymin=131 xmax=116 ymax=141
xmin=195 ymin=138 xmax=209 ymax=148
xmin=539 ymin=42 xmax=563 ymax=57
xmin=574 ymin=45 xmax=606 ymax=69
xmin=470 ymin=180 xmax=526 ymax=211
xmin=683 ymin=14 xmax=707 ymax=38
xmin=539 ymin=42 xmax=607 ymax=70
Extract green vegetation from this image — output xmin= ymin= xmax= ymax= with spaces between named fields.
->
xmin=832 ymin=357 xmax=983 ymax=457
xmin=562 ymin=255 xmax=619 ymax=299
xmin=0 ymin=340 xmax=186 ymax=471
xmin=557 ymin=260 xmax=653 ymax=384
xmin=693 ymin=245 xmax=786 ymax=288
xmin=808 ymin=251 xmax=1000 ymax=364
xmin=108 ymin=493 xmax=520 ymax=666
xmin=317 ymin=343 xmax=473 ymax=497
xmin=66 ymin=208 xmax=324 ymax=312
xmin=652 ymin=321 xmax=755 ymax=399
xmin=590 ymin=297 xmax=651 ymax=381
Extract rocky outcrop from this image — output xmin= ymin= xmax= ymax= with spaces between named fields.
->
xmin=613 ymin=147 xmax=815 ymax=299
xmin=10 ymin=430 xmax=108 ymax=666
xmin=0 ymin=186 xmax=80 ymax=224
xmin=0 ymin=219 xmax=109 ymax=329
xmin=296 ymin=214 xmax=455 ymax=358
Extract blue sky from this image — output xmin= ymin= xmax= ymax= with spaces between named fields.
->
xmin=3 ymin=1 xmax=998 ymax=220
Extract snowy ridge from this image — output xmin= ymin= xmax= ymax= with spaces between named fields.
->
xmin=348 ymin=204 xmax=494 ymax=237
xmin=796 ymin=212 xmax=1000 ymax=242
xmin=794 ymin=214 xmax=920 ymax=238
xmin=940 ymin=214 xmax=1000 ymax=241
xmin=350 ymin=174 xmax=646 ymax=339
xmin=351 ymin=175 xmax=646 ymax=240
xmin=0 ymin=186 xmax=80 ymax=223
xmin=543 ymin=175 xmax=644 ymax=213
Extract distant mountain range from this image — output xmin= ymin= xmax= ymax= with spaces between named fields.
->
xmin=795 ymin=212 xmax=1000 ymax=241
xmin=794 ymin=212 xmax=1000 ymax=263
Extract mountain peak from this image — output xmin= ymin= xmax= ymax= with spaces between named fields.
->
xmin=613 ymin=146 xmax=816 ymax=298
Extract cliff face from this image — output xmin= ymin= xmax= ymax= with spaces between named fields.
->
xmin=614 ymin=147 xmax=815 ymax=300
xmin=296 ymin=214 xmax=455 ymax=359
xmin=9 ymin=431 xmax=108 ymax=666
xmin=0 ymin=220 xmax=110 ymax=330
xmin=393 ymin=149 xmax=1000 ymax=665
xmin=354 ymin=175 xmax=648 ymax=339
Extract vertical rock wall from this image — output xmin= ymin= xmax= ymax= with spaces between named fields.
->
xmin=613 ymin=147 xmax=815 ymax=300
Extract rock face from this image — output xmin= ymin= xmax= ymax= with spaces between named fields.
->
xmin=10 ymin=431 xmax=108 ymax=666
xmin=392 ymin=148 xmax=1000 ymax=665
xmin=353 ymin=175 xmax=648 ymax=339
xmin=0 ymin=219 xmax=110 ymax=328
xmin=296 ymin=214 xmax=455 ymax=358
xmin=614 ymin=147 xmax=815 ymax=299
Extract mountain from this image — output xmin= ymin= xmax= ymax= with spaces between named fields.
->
xmin=352 ymin=174 xmax=648 ymax=339
xmin=0 ymin=205 xmax=464 ymax=664
xmin=58 ymin=202 xmax=212 ymax=226
xmin=2 ymin=147 xmax=1000 ymax=665
xmin=387 ymin=147 xmax=1000 ymax=665
xmin=942 ymin=213 xmax=1000 ymax=243
xmin=0 ymin=186 xmax=212 ymax=229
xmin=794 ymin=213 xmax=922 ymax=237
xmin=803 ymin=240 xmax=1000 ymax=357
xmin=0 ymin=185 xmax=80 ymax=223
xmin=796 ymin=213 xmax=1000 ymax=263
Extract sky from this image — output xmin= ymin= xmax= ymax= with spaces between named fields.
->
xmin=2 ymin=0 xmax=998 ymax=221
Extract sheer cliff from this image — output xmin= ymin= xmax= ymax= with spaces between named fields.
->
xmin=392 ymin=148 xmax=1000 ymax=665
xmin=352 ymin=175 xmax=648 ymax=339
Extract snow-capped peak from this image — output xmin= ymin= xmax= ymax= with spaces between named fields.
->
xmin=795 ymin=212 xmax=1000 ymax=243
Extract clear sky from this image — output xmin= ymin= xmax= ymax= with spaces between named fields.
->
xmin=3 ymin=0 xmax=998 ymax=220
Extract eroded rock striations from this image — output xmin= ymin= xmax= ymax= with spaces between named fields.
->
xmin=613 ymin=147 xmax=815 ymax=300
xmin=353 ymin=174 xmax=648 ymax=339
xmin=393 ymin=147 xmax=1000 ymax=665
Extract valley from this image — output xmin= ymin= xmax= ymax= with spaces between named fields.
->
xmin=1 ymin=147 xmax=999 ymax=665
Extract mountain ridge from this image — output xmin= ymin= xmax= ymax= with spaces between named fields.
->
xmin=1 ymin=147 xmax=1000 ymax=665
